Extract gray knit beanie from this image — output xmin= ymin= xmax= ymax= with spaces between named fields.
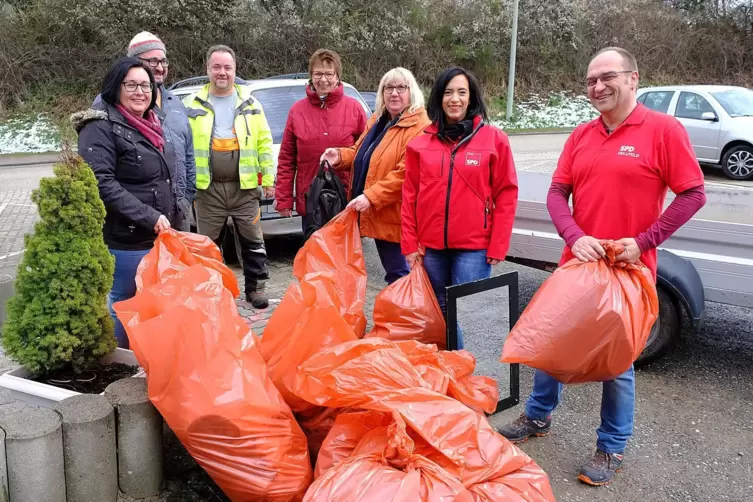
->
xmin=126 ymin=31 xmax=167 ymax=57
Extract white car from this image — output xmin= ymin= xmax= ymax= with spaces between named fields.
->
xmin=636 ymin=85 xmax=753 ymax=180
xmin=170 ymin=75 xmax=372 ymax=236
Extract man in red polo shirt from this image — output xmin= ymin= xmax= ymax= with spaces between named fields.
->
xmin=498 ymin=47 xmax=706 ymax=486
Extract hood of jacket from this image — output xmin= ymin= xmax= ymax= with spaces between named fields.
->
xmin=70 ymin=108 xmax=108 ymax=133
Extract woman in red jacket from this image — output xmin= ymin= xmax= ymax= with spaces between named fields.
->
xmin=275 ymin=49 xmax=367 ymax=229
xmin=401 ymin=67 xmax=519 ymax=349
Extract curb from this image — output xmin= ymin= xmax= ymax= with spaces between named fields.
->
xmin=0 ymin=152 xmax=62 ymax=168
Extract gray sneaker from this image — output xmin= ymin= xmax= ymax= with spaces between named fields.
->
xmin=578 ymin=449 xmax=624 ymax=486
xmin=497 ymin=412 xmax=552 ymax=443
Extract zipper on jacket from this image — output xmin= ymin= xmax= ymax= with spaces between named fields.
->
xmin=442 ymin=123 xmax=483 ymax=249
xmin=484 ymin=197 xmax=490 ymax=229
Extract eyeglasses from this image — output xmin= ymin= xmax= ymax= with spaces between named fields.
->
xmin=384 ymin=85 xmax=409 ymax=94
xmin=121 ymin=82 xmax=154 ymax=93
xmin=312 ymin=71 xmax=336 ymax=80
xmin=585 ymin=70 xmax=632 ymax=87
xmin=139 ymin=58 xmax=169 ymax=68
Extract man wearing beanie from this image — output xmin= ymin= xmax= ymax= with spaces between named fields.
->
xmin=95 ymin=31 xmax=197 ymax=231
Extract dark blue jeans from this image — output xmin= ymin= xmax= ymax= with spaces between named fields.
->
xmin=108 ymin=248 xmax=151 ymax=349
xmin=422 ymin=248 xmax=491 ymax=349
xmin=374 ymin=239 xmax=410 ymax=285
xmin=526 ymin=367 xmax=636 ymax=453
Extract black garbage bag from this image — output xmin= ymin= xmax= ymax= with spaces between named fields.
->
xmin=302 ymin=160 xmax=348 ymax=241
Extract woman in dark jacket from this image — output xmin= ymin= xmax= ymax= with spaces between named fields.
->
xmin=72 ymin=57 xmax=178 ymax=348
xmin=401 ymin=67 xmax=519 ymax=349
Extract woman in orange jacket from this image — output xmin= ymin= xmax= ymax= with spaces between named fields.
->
xmin=321 ymin=67 xmax=431 ymax=284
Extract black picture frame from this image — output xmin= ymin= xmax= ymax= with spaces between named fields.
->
xmin=445 ymin=272 xmax=520 ymax=415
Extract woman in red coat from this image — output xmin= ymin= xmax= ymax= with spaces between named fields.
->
xmin=275 ymin=49 xmax=367 ymax=228
xmin=401 ymin=67 xmax=519 ymax=349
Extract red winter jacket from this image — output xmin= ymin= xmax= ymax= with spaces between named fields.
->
xmin=276 ymin=84 xmax=367 ymax=215
xmin=401 ymin=116 xmax=519 ymax=261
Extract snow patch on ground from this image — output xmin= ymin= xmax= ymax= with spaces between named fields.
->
xmin=0 ymin=115 xmax=62 ymax=154
xmin=492 ymin=92 xmax=598 ymax=130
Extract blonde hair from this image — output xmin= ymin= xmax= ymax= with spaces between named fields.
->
xmin=374 ymin=67 xmax=425 ymax=117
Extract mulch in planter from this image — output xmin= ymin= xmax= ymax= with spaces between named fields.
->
xmin=33 ymin=362 xmax=140 ymax=394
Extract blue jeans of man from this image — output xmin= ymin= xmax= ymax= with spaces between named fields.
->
xmin=525 ymin=367 xmax=635 ymax=454
xmin=108 ymin=248 xmax=151 ymax=349
xmin=374 ymin=239 xmax=410 ymax=285
xmin=422 ymin=248 xmax=491 ymax=350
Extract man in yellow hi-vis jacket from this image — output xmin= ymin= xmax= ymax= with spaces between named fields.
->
xmin=184 ymin=45 xmax=274 ymax=308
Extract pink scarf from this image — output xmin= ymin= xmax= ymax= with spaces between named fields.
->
xmin=116 ymin=104 xmax=165 ymax=152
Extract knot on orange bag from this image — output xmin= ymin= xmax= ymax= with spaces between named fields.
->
xmin=382 ymin=418 xmax=417 ymax=470
xmin=600 ymin=240 xmax=627 ymax=264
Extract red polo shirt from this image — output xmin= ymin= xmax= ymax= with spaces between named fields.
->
xmin=552 ymin=103 xmax=705 ymax=279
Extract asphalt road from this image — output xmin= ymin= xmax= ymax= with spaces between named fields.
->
xmin=2 ymin=144 xmax=752 ymax=501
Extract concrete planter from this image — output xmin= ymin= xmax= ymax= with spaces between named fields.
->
xmin=0 ymin=274 xmax=14 ymax=333
xmin=0 ymin=348 xmax=143 ymax=409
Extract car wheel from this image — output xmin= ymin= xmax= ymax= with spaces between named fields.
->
xmin=721 ymin=145 xmax=753 ymax=181
xmin=635 ymin=286 xmax=681 ymax=367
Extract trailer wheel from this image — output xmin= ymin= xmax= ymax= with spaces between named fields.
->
xmin=635 ymin=286 xmax=681 ymax=367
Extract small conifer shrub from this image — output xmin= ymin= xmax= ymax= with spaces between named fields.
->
xmin=2 ymin=150 xmax=116 ymax=376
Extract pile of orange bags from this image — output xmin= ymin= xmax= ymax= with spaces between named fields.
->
xmin=292 ymin=338 xmax=556 ymax=501
xmin=114 ymin=230 xmax=312 ymax=501
xmin=501 ymin=240 xmax=659 ymax=383
xmin=114 ymin=208 xmax=555 ymax=501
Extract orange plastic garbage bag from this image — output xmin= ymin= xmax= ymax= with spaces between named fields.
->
xmin=365 ymin=263 xmax=446 ymax=349
xmin=114 ymin=251 xmax=312 ymax=501
xmin=395 ymin=341 xmax=499 ymax=414
xmin=501 ymin=240 xmax=659 ymax=384
xmin=292 ymin=208 xmax=367 ymax=337
xmin=295 ymin=339 xmax=555 ymax=501
xmin=314 ymin=410 xmax=392 ymax=479
xmin=260 ymin=271 xmax=359 ymax=413
xmin=305 ymin=415 xmax=474 ymax=502
xmin=135 ymin=229 xmax=240 ymax=297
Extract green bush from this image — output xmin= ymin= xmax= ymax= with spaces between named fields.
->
xmin=2 ymin=150 xmax=116 ymax=376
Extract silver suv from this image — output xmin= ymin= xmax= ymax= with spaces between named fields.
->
xmin=169 ymin=75 xmax=372 ymax=236
xmin=637 ymin=85 xmax=753 ymax=180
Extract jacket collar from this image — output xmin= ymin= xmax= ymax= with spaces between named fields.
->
xmin=369 ymin=107 xmax=428 ymax=129
xmin=306 ymin=82 xmax=344 ymax=107
xmin=194 ymin=83 xmax=253 ymax=107
xmin=424 ymin=113 xmax=484 ymax=135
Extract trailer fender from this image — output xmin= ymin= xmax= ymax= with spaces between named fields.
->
xmin=656 ymin=249 xmax=705 ymax=329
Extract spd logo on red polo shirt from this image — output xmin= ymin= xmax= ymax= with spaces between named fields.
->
xmin=618 ymin=145 xmax=640 ymax=158
xmin=465 ymin=152 xmax=481 ymax=166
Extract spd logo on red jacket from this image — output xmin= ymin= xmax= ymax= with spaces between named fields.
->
xmin=465 ymin=152 xmax=481 ymax=166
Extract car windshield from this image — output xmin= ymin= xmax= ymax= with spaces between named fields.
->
xmin=251 ymin=85 xmax=369 ymax=143
xmin=710 ymin=88 xmax=753 ymax=117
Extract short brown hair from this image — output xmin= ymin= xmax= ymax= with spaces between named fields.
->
xmin=308 ymin=49 xmax=342 ymax=78
xmin=206 ymin=45 xmax=236 ymax=66
xmin=591 ymin=46 xmax=638 ymax=72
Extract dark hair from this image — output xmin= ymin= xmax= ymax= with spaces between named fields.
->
xmin=427 ymin=67 xmax=488 ymax=129
xmin=100 ymin=57 xmax=157 ymax=113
